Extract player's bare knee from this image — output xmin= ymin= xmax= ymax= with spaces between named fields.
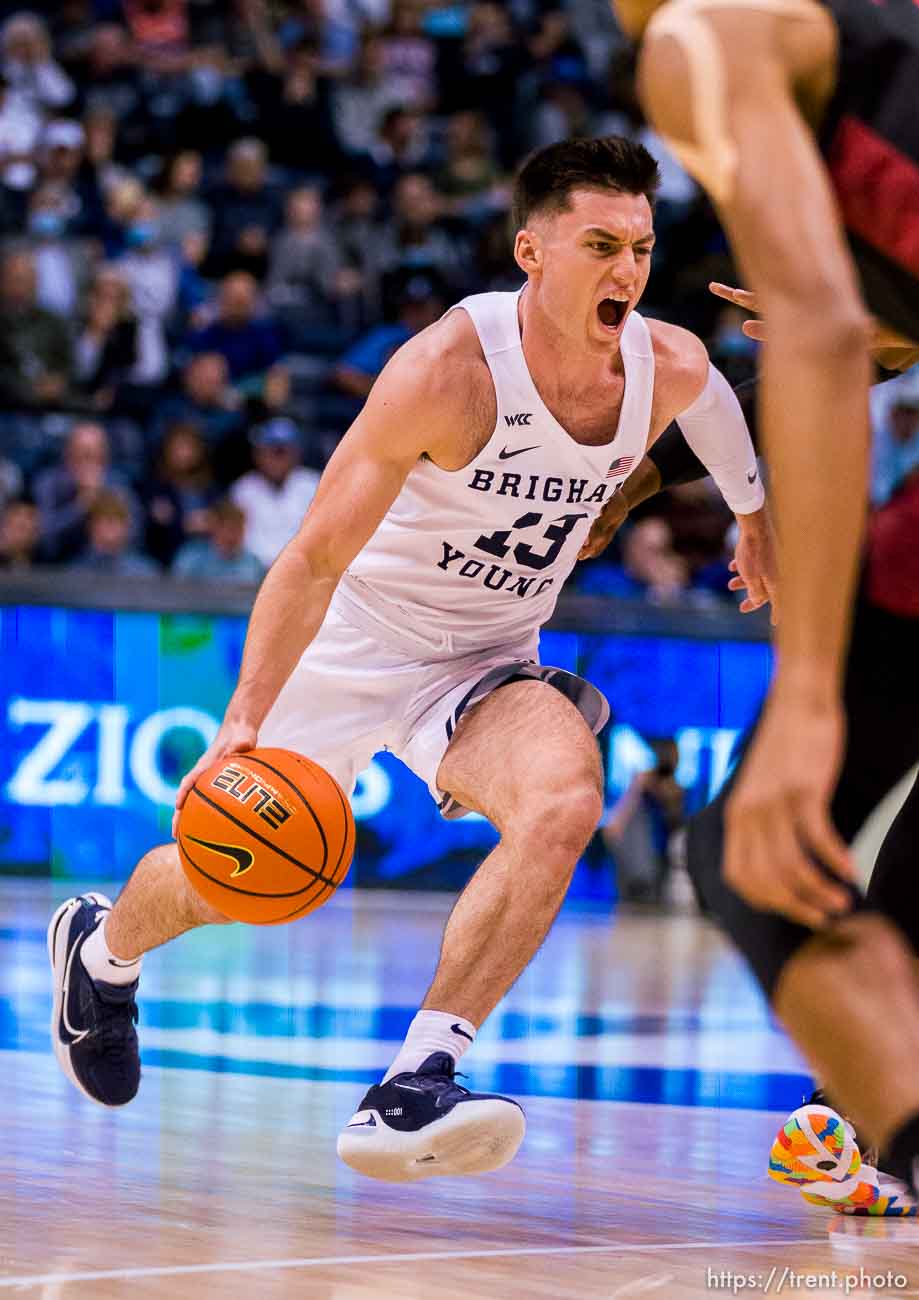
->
xmin=515 ymin=778 xmax=603 ymax=861
xmin=776 ymin=913 xmax=912 ymax=1012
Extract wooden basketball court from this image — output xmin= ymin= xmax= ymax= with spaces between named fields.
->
xmin=3 ymin=880 xmax=916 ymax=1297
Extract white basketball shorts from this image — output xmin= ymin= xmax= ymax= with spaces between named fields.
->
xmin=258 ymin=586 xmax=609 ymax=818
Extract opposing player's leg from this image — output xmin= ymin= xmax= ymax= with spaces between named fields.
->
xmin=688 ymin=763 xmax=919 ymax=1212
xmin=48 ymin=844 xmax=232 ymax=1108
xmin=338 ymin=678 xmax=603 ymax=1182
xmin=687 ymin=586 xmax=919 ymax=1211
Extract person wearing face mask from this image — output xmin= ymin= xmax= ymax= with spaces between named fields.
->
xmin=24 ymin=184 xmax=90 ymax=316
xmin=114 ymin=196 xmax=178 ymax=387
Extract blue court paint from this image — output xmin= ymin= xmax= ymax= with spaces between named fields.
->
xmin=1 ymin=995 xmax=775 ymax=1043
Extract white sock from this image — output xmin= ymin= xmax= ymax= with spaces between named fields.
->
xmin=80 ymin=917 xmax=142 ymax=986
xmin=382 ymin=1010 xmax=476 ymax=1082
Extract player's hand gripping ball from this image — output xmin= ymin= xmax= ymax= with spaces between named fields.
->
xmin=176 ymin=748 xmax=355 ymax=924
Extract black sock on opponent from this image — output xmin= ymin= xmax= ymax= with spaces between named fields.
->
xmin=881 ymin=1113 xmax=919 ymax=1193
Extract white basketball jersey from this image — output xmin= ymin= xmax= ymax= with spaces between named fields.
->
xmin=342 ymin=289 xmax=655 ymax=652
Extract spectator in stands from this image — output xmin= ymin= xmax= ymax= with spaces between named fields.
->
xmin=184 ymin=270 xmax=286 ymax=397
xmin=121 ymin=0 xmax=190 ymax=72
xmin=332 ymin=33 xmax=403 ymax=159
xmin=266 ymin=185 xmax=358 ymax=344
xmin=0 ymin=69 xmax=40 ymax=196
xmin=527 ymin=8 xmax=590 ymax=89
xmin=601 ymin=737 xmax=686 ymax=904
xmin=378 ymin=0 xmax=437 ymax=110
xmin=24 ymin=182 xmax=90 ymax=316
xmin=152 ymin=351 xmax=245 ymax=455
xmin=144 ymin=421 xmax=217 ymax=567
xmin=246 ymin=37 xmax=339 ymax=176
xmin=528 ymin=81 xmax=593 ymax=153
xmin=363 ymin=106 xmax=431 ymax=195
xmin=662 ymin=481 xmax=733 ymax=591
xmin=115 ymin=196 xmax=178 ymax=386
xmin=474 ymin=210 xmax=522 ymax=292
xmin=230 ymin=417 xmax=320 ymax=567
xmin=174 ymin=43 xmax=250 ymax=160
xmin=331 ymin=175 xmax=382 ymax=318
xmin=153 ymin=149 xmax=211 ymax=253
xmin=435 ymin=111 xmax=506 ymax=219
xmin=99 ymin=173 xmax=150 ymax=260
xmin=76 ymin=105 xmax=121 ymax=229
xmin=871 ymin=371 xmax=919 ymax=507
xmin=370 ymin=172 xmax=469 ymax=297
xmin=33 ymin=421 xmax=140 ymax=562
xmin=204 ymin=138 xmax=281 ymax=280
xmin=442 ymin=3 xmax=523 ymax=166
xmin=1 ymin=14 xmax=75 ymax=120
xmin=36 ymin=119 xmax=103 ymax=238
xmin=0 ymin=455 xmax=22 ymax=513
xmin=0 ymin=249 xmax=73 ymax=411
xmin=70 ymin=487 xmax=158 ymax=575
xmin=172 ymin=497 xmax=265 ymax=582
xmin=75 ymin=25 xmax=143 ymax=131
xmin=72 ymin=267 xmax=141 ymax=411
xmin=333 ymin=271 xmax=446 ymax=403
xmin=0 ymin=494 xmax=41 ymax=570
xmin=576 ymin=516 xmax=715 ymax=606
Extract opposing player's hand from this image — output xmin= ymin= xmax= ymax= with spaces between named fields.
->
xmin=729 ymin=504 xmax=778 ymax=624
xmin=578 ymin=492 xmax=629 ymax=559
xmin=172 ymin=718 xmax=259 ymax=839
xmin=709 ymin=282 xmax=767 ymax=341
xmin=724 ymin=690 xmax=854 ymax=928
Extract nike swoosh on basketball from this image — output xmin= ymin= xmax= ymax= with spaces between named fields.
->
xmin=498 ymin=445 xmax=540 ymax=460
xmin=185 ymin=835 xmax=255 ymax=878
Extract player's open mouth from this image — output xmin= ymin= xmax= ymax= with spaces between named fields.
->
xmin=597 ymin=297 xmax=629 ymax=330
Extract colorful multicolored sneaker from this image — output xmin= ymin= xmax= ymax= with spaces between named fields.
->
xmin=769 ymin=1102 xmax=918 ymax=1217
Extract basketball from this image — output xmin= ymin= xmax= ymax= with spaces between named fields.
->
xmin=176 ymin=748 xmax=355 ymax=925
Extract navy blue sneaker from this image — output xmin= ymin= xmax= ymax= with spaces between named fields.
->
xmin=47 ymin=893 xmax=140 ymax=1107
xmin=337 ymin=1051 xmax=525 ymax=1182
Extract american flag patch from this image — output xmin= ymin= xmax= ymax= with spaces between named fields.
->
xmin=606 ymin=456 xmax=636 ymax=478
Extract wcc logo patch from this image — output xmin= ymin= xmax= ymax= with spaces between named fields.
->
xmin=504 ymin=412 xmax=533 ymax=426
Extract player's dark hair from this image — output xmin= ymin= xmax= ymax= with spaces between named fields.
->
xmin=512 ymin=136 xmax=661 ymax=230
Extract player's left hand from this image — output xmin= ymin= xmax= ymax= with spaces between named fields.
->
xmin=729 ymin=504 xmax=778 ymax=624
xmin=578 ymin=490 xmax=630 ymax=559
xmin=724 ymin=688 xmax=855 ymax=928
xmin=710 ymin=282 xmax=766 ymax=341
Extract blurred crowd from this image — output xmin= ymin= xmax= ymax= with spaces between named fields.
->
xmin=0 ymin=0 xmax=912 ymax=605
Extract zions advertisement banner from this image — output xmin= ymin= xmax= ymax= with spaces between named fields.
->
xmin=0 ymin=604 xmax=771 ymax=898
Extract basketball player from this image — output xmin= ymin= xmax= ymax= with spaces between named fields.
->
xmin=48 ymin=137 xmax=775 ymax=1183
xmin=604 ymin=0 xmax=919 ymax=1208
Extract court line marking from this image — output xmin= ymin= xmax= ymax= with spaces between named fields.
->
xmin=0 ymin=1237 xmax=875 ymax=1289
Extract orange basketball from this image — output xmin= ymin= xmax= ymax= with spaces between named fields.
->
xmin=176 ymin=747 xmax=355 ymax=925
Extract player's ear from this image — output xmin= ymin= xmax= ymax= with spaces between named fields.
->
xmin=514 ymin=228 xmax=542 ymax=277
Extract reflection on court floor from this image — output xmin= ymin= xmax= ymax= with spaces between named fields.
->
xmin=3 ymin=883 xmax=915 ymax=1298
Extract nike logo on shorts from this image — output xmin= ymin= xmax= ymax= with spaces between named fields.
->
xmin=747 ymin=469 xmax=758 ymax=484
xmin=498 ymin=445 xmax=541 ymax=460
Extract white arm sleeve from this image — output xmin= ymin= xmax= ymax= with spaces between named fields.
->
xmin=676 ymin=362 xmax=765 ymax=514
